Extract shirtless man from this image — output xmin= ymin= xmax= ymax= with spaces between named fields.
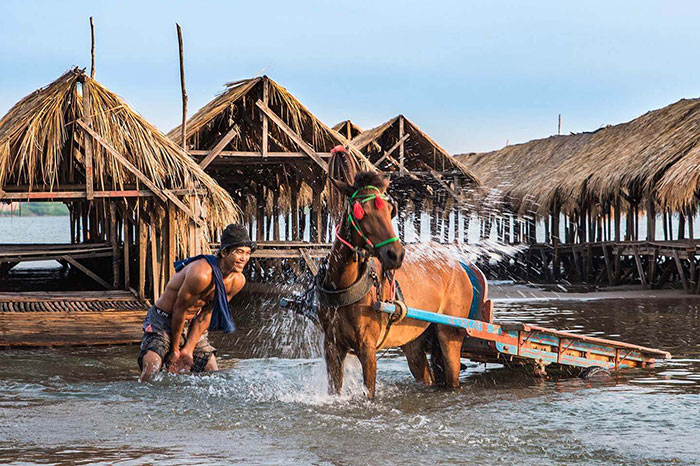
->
xmin=138 ymin=224 xmax=255 ymax=381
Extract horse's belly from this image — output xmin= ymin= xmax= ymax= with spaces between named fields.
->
xmin=376 ymin=318 xmax=430 ymax=350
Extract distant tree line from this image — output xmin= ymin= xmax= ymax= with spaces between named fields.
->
xmin=0 ymin=202 xmax=69 ymax=217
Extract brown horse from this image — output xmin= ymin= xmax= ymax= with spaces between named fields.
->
xmin=317 ymin=149 xmax=474 ymax=400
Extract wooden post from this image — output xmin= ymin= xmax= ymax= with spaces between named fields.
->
xmin=150 ymin=224 xmax=160 ymax=301
xmin=167 ymin=201 xmax=177 ymax=280
xmin=90 ymin=17 xmax=96 ymax=79
xmin=82 ymin=79 xmax=94 ymax=201
xmin=273 ymin=188 xmax=280 ymax=241
xmin=673 ymin=249 xmax=689 ymax=293
xmin=414 ymin=199 xmax=423 ymax=241
xmin=291 ymin=181 xmax=299 ymax=241
xmin=688 ymin=208 xmax=694 ymax=240
xmin=678 ymin=213 xmax=686 ymax=240
xmin=431 ymin=203 xmax=439 ymax=241
xmin=138 ymin=211 xmax=147 ymax=300
xmin=557 ymin=114 xmax=561 ymax=135
xmin=313 ymin=189 xmax=322 ymax=243
xmin=462 ymin=209 xmax=470 ymax=243
xmin=262 ymin=78 xmax=269 ymax=157
xmin=256 ymin=189 xmax=264 ymax=242
xmin=646 ymin=195 xmax=656 ymax=241
xmin=633 ymin=247 xmax=648 ymax=289
xmin=614 ymin=199 xmax=621 ymax=242
xmin=399 ymin=115 xmax=405 ymax=175
xmin=123 ymin=213 xmax=130 ymax=290
xmin=110 ymin=201 xmax=119 ymax=288
xmin=176 ymin=24 xmax=188 ymax=151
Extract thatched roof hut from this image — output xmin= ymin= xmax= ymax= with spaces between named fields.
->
xmin=168 ymin=75 xmax=373 ymax=243
xmin=0 ymin=68 xmax=239 ymax=299
xmin=457 ymin=98 xmax=700 ymax=216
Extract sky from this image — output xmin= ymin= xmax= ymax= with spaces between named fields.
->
xmin=1 ymin=1 xmax=700 ymax=154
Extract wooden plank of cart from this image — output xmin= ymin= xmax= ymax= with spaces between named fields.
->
xmin=373 ymin=302 xmax=671 ymax=372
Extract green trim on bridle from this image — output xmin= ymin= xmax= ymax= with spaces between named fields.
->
xmin=346 ymin=185 xmax=400 ymax=250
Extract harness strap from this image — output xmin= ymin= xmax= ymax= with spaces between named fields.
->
xmin=316 ymin=260 xmax=378 ymax=307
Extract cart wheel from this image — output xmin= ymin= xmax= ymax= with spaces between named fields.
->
xmin=579 ymin=366 xmax=610 ymax=380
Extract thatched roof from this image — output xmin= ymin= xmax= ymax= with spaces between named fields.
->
xmin=0 ymin=68 xmax=239 ymax=234
xmin=457 ymin=97 xmax=700 ymax=215
xmin=167 ymin=75 xmax=373 ymax=171
xmin=351 ymin=115 xmax=477 ymax=184
xmin=333 ymin=120 xmax=363 ymax=140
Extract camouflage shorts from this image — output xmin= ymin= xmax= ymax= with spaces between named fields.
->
xmin=137 ymin=306 xmax=216 ymax=373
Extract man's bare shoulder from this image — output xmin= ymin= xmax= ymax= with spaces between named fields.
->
xmin=182 ymin=260 xmax=214 ymax=292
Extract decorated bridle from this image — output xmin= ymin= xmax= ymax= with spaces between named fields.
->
xmin=335 ymin=185 xmax=400 ymax=258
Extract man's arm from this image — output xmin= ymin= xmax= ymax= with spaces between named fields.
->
xmin=169 ymin=265 xmax=210 ymax=362
xmin=180 ymin=303 xmax=213 ymax=360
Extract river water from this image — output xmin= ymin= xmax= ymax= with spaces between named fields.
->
xmin=1 ymin=296 xmax=699 ymax=465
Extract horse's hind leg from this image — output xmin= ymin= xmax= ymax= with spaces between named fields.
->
xmin=324 ymin=338 xmax=347 ymax=395
xmin=436 ymin=325 xmax=465 ymax=389
xmin=402 ymin=335 xmax=434 ymax=386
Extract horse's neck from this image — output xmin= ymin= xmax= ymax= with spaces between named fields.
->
xmin=324 ymin=218 xmax=368 ymax=290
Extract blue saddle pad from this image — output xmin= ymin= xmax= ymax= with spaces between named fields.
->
xmin=459 ymin=261 xmax=483 ymax=321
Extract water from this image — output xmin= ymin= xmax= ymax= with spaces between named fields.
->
xmin=1 ymin=298 xmax=699 ymax=465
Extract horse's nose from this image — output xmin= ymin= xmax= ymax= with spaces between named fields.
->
xmin=379 ymin=244 xmax=404 ymax=270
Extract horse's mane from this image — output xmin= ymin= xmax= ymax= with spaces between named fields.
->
xmin=353 ymin=171 xmax=386 ymax=190
xmin=328 ymin=149 xmax=359 ymax=216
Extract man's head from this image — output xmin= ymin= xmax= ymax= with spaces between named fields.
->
xmin=218 ymin=224 xmax=256 ymax=273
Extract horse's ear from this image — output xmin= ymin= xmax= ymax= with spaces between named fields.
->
xmin=330 ymin=178 xmax=355 ymax=197
xmin=379 ymin=174 xmax=391 ymax=191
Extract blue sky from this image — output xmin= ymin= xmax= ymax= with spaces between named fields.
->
xmin=1 ymin=1 xmax=699 ymax=153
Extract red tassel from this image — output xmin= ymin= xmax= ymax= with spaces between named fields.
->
xmin=374 ymin=196 xmax=385 ymax=210
xmin=353 ymin=201 xmax=365 ymax=219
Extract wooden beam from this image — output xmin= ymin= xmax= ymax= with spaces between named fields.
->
xmin=299 ymin=248 xmax=319 ymax=276
xmin=0 ymin=189 xmax=201 ymax=200
xmin=262 ymin=78 xmax=269 ymax=157
xmin=81 ymin=82 xmax=94 ymax=200
xmin=255 ymin=100 xmax=328 ymax=172
xmin=198 ymin=125 xmax=240 ymax=169
xmin=673 ymin=249 xmax=689 ymax=293
xmin=602 ymin=244 xmax=614 ymax=285
xmin=399 ymin=115 xmax=405 ymax=175
xmin=123 ymin=215 xmax=130 ymax=291
xmin=77 ymin=119 xmax=204 ymax=227
xmin=633 ymin=247 xmax=648 ymax=289
xmin=429 ymin=170 xmax=459 ymax=200
xmin=189 ymin=150 xmax=332 ymax=158
xmin=374 ymin=133 xmax=409 ymax=168
xmin=61 ymin=255 xmax=112 ymax=289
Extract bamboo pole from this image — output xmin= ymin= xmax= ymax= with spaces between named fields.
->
xmin=176 ymin=24 xmax=188 ymax=151
xmin=90 ymin=17 xmax=96 ymax=79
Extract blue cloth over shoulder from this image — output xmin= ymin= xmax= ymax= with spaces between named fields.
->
xmin=173 ymin=254 xmax=236 ymax=333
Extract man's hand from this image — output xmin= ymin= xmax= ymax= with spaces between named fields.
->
xmin=167 ymin=348 xmax=194 ymax=373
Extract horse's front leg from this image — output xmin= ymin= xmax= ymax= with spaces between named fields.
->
xmin=324 ymin=337 xmax=347 ymax=395
xmin=356 ymin=342 xmax=378 ymax=400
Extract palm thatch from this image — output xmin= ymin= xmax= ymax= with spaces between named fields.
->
xmin=0 ymin=68 xmax=239 ymax=246
xmin=167 ymin=75 xmax=374 ymax=227
xmin=457 ymin=98 xmax=700 ymax=216
xmin=351 ymin=115 xmax=478 ymax=184
xmin=168 ymin=75 xmax=373 ymax=170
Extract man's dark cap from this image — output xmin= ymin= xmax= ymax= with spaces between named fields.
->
xmin=220 ymin=224 xmax=256 ymax=252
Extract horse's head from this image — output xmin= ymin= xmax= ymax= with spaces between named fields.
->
xmin=328 ymin=147 xmax=405 ymax=270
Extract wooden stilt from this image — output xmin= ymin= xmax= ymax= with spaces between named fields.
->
xmin=110 ymin=201 xmax=119 ymax=288
xmin=167 ymin=201 xmax=177 ymax=280
xmin=633 ymin=247 xmax=648 ymax=289
xmin=673 ymin=249 xmax=689 ymax=293
xmin=602 ymin=245 xmax=614 ymax=285
xmin=123 ymin=214 xmax=130 ymax=290
xmin=138 ymin=211 xmax=147 ymax=300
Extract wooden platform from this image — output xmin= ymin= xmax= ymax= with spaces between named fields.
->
xmin=0 ymin=291 xmax=147 ymax=347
